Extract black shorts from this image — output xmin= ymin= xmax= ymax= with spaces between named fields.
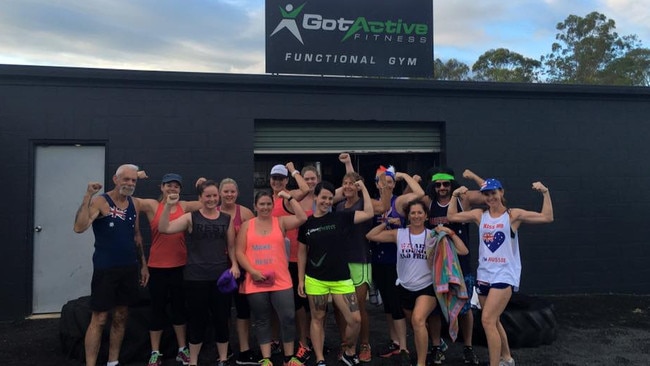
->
xmin=398 ymin=284 xmax=435 ymax=311
xmin=90 ymin=266 xmax=140 ymax=312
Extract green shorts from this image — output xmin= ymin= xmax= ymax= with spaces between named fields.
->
xmin=349 ymin=262 xmax=372 ymax=287
xmin=305 ymin=275 xmax=355 ymax=295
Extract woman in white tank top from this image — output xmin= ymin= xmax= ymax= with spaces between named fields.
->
xmin=447 ymin=178 xmax=553 ymax=366
xmin=367 ymin=199 xmax=469 ymax=366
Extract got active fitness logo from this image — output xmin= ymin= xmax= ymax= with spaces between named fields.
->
xmin=266 ymin=0 xmax=433 ymax=77
xmin=270 ymin=3 xmax=429 ymax=45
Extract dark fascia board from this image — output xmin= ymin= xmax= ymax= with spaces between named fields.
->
xmin=0 ymin=63 xmax=649 ymax=100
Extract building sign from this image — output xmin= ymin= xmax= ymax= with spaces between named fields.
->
xmin=265 ymin=0 xmax=433 ymax=78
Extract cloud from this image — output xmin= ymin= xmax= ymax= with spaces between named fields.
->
xmin=0 ymin=0 xmax=265 ymax=72
xmin=1 ymin=0 xmax=649 ymax=74
xmin=602 ymin=0 xmax=650 ymax=45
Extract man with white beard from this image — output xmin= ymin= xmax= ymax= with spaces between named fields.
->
xmin=74 ymin=163 xmax=149 ymax=366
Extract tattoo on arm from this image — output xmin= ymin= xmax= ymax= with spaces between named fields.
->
xmin=344 ymin=293 xmax=359 ymax=313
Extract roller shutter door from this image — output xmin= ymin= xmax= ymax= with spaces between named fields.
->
xmin=255 ymin=120 xmax=442 ymax=154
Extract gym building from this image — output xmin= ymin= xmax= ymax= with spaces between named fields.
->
xmin=1 ymin=64 xmax=649 ymax=320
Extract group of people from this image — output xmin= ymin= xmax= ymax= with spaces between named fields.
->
xmin=73 ymin=154 xmax=553 ymax=366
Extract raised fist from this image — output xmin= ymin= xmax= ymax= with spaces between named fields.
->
xmin=167 ymin=193 xmax=180 ymax=205
xmin=86 ymin=182 xmax=103 ymax=195
xmin=338 ymin=153 xmax=351 ymax=164
xmin=354 ymin=180 xmax=366 ymax=191
xmin=453 ymin=186 xmax=469 ymax=197
xmin=531 ymin=182 xmax=548 ymax=193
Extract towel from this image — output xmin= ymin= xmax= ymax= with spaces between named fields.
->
xmin=426 ymin=230 xmax=469 ymax=341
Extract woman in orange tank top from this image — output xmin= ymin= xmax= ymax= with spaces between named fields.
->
xmin=136 ymin=173 xmax=202 ymax=366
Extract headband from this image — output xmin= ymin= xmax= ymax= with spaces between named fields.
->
xmin=431 ymin=173 xmax=455 ymax=182
xmin=375 ymin=165 xmax=396 ymax=180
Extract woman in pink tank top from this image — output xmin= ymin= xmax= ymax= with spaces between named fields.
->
xmin=236 ymin=190 xmax=307 ymax=366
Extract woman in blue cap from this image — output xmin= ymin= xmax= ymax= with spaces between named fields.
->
xmin=447 ymin=178 xmax=553 ymax=366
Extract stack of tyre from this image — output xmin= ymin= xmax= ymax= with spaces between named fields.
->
xmin=472 ymin=293 xmax=558 ymax=348
xmin=59 ymin=295 xmax=177 ymax=363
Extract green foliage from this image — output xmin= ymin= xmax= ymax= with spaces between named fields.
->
xmin=472 ymin=48 xmax=541 ymax=82
xmin=542 ymin=11 xmax=642 ymax=84
xmin=601 ymin=48 xmax=650 ymax=86
xmin=433 ymin=11 xmax=649 ymax=86
xmin=433 ymin=58 xmax=470 ymax=81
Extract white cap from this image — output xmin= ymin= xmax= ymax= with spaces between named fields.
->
xmin=270 ymin=164 xmax=288 ymax=177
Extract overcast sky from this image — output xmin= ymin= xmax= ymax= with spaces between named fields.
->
xmin=1 ymin=0 xmax=648 ymax=74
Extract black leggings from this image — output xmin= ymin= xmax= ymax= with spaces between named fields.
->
xmin=184 ymin=280 xmax=232 ymax=344
xmin=372 ymin=263 xmax=405 ymax=320
xmin=148 ymin=266 xmax=186 ymax=331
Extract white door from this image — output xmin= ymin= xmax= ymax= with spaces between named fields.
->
xmin=32 ymin=145 xmax=105 ymax=314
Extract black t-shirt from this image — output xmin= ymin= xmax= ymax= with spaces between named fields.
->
xmin=298 ymin=211 xmax=356 ymax=281
xmin=334 ymin=198 xmax=372 ymax=264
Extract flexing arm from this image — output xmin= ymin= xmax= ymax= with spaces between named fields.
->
xmin=333 ymin=153 xmax=354 ymax=203
xmin=287 ymin=162 xmax=310 ymax=201
xmin=135 ymin=197 xmax=158 ymax=222
xmin=279 ymin=191 xmax=308 ymax=231
xmin=373 ymin=173 xmax=392 ymax=214
xmin=158 ymin=194 xmax=191 ymax=234
xmin=73 ymin=182 xmax=103 ymax=233
xmin=448 ymin=186 xmax=482 ymax=224
xmin=461 ymin=169 xmax=486 ymax=207
xmin=395 ymin=172 xmax=425 ymax=216
xmin=353 ymin=180 xmax=374 ymax=223
xmin=180 ymin=200 xmax=203 ymax=213
xmin=365 ymin=222 xmax=398 ymax=243
xmin=511 ymin=182 xmax=554 ymax=227
xmin=339 ymin=153 xmax=354 ymax=173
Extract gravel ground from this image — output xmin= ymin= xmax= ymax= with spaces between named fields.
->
xmin=1 ymin=294 xmax=649 ymax=366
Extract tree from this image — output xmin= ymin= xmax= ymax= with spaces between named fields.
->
xmin=433 ymin=58 xmax=470 ymax=81
xmin=542 ymin=11 xmax=641 ymax=84
xmin=601 ymin=48 xmax=650 ymax=86
xmin=472 ymin=48 xmax=541 ymax=82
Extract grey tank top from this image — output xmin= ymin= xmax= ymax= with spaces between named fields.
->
xmin=184 ymin=211 xmax=231 ymax=281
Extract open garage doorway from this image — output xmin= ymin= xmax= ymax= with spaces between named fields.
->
xmin=254 ymin=152 xmax=440 ymax=197
xmin=254 ymin=119 xmax=444 ymax=196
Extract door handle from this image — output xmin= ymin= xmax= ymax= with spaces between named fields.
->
xmin=34 ymin=226 xmax=43 ymax=232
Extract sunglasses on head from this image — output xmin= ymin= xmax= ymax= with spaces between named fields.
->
xmin=434 ymin=181 xmax=451 ymax=188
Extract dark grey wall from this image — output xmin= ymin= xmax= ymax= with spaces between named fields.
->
xmin=1 ymin=65 xmax=650 ymax=320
